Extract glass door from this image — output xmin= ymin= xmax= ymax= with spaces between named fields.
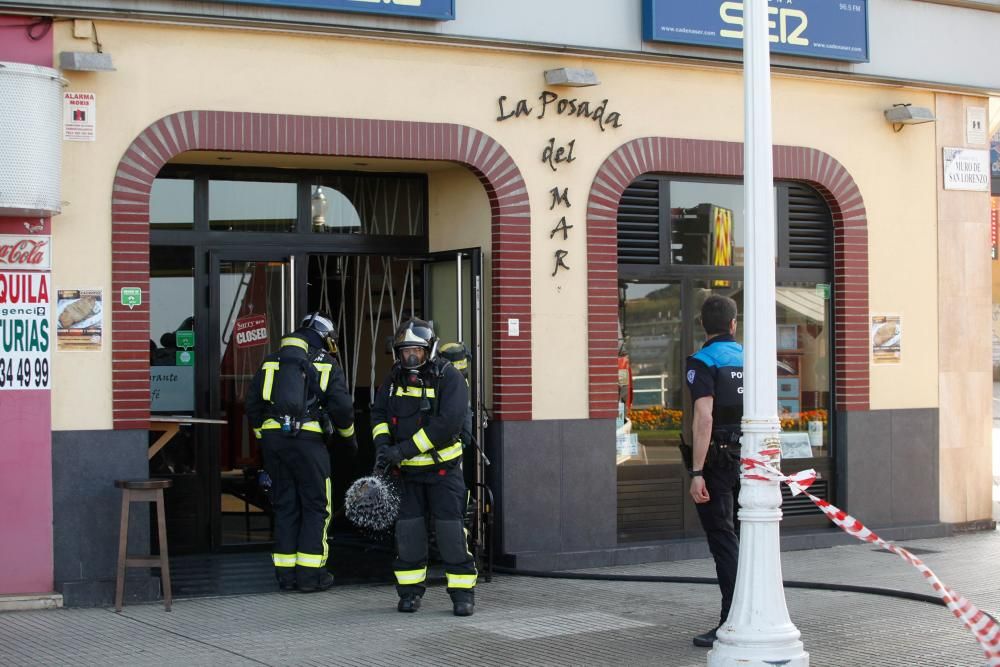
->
xmin=208 ymin=252 xmax=295 ymax=548
xmin=422 ymin=249 xmax=486 ymax=551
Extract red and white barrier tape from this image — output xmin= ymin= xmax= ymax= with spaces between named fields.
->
xmin=744 ymin=450 xmax=1000 ymax=666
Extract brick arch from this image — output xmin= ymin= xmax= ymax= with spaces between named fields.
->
xmin=112 ymin=111 xmax=531 ymax=428
xmin=586 ymin=138 xmax=868 ymax=419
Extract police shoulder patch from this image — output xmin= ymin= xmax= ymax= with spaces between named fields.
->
xmin=687 ymin=370 xmax=696 ymax=384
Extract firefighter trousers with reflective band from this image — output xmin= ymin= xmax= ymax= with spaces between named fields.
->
xmin=260 ymin=431 xmax=332 ymax=581
xmin=393 ymin=465 xmax=477 ymax=600
xmin=694 ymin=453 xmax=741 ymax=625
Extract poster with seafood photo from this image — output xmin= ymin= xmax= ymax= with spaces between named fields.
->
xmin=871 ymin=314 xmax=901 ymax=364
xmin=57 ymin=289 xmax=103 ymax=350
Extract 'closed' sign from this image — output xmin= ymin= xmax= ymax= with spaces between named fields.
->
xmin=234 ymin=314 xmax=268 ymax=349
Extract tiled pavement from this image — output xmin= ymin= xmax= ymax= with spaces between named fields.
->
xmin=1 ymin=531 xmax=998 ymax=666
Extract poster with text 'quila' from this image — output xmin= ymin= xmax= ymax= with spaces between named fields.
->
xmin=0 ymin=271 xmax=51 ymax=390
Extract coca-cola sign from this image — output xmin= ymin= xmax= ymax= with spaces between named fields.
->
xmin=0 ymin=235 xmax=51 ymax=269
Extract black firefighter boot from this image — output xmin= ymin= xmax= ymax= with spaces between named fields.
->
xmin=397 ymin=593 xmax=422 ymax=612
xmin=297 ymin=566 xmax=334 ymax=593
xmin=276 ymin=569 xmax=297 ymax=593
xmin=450 ymin=589 xmax=475 ymax=617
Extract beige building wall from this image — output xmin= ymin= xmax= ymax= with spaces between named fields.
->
xmin=49 ymin=20 xmax=942 ymax=430
xmin=936 ymin=94 xmax=994 ymax=523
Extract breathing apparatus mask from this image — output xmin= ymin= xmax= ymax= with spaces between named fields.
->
xmin=392 ymin=318 xmax=437 ymax=371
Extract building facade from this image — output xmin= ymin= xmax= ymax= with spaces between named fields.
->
xmin=0 ymin=0 xmax=996 ymax=605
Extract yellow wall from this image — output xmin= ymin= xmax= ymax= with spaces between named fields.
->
xmin=49 ymin=20 xmax=946 ymax=429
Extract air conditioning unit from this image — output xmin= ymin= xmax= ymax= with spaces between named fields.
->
xmin=0 ymin=62 xmax=66 ymax=217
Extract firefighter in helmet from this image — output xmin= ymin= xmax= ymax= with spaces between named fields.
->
xmin=245 ymin=312 xmax=356 ymax=593
xmin=371 ymin=318 xmax=478 ymax=616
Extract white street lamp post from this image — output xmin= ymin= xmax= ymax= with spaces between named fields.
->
xmin=707 ymin=0 xmax=809 ymax=665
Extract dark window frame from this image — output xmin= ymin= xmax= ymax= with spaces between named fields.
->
xmin=615 ymin=175 xmax=837 ymax=541
xmin=151 ymin=164 xmax=430 ymax=255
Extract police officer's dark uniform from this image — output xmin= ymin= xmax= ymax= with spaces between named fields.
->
xmin=370 ymin=319 xmax=478 ymax=616
xmin=245 ymin=313 xmax=355 ymax=593
xmin=685 ymin=319 xmax=743 ymax=646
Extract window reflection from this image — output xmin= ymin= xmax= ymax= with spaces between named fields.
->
xmin=776 ymin=284 xmax=831 ymax=457
xmin=150 ymin=178 xmax=193 ymax=229
xmin=311 ymin=186 xmax=362 ymax=233
xmin=618 ymin=280 xmax=832 ymax=466
xmin=671 ymin=182 xmax=743 ymax=267
xmin=618 ymin=283 xmax=683 ymax=465
xmin=312 ymin=175 xmax=425 ymax=236
xmin=209 ymin=180 xmax=296 ymax=232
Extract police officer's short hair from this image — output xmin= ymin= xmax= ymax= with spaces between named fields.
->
xmin=701 ymin=295 xmax=738 ymax=335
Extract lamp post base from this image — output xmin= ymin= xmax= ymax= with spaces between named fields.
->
xmin=708 ymin=626 xmax=809 ymax=666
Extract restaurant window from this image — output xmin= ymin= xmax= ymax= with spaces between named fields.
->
xmin=149 ymin=246 xmax=196 ymax=415
xmin=311 ymin=174 xmax=426 ymax=236
xmin=209 ymin=179 xmax=297 ymax=232
xmin=616 ymin=177 xmax=833 ymax=543
xmin=150 ymin=178 xmax=194 ymax=229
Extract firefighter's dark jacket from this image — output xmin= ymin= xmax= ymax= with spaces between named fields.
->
xmin=370 ymin=357 xmax=468 ymax=470
xmin=245 ymin=331 xmax=354 ymax=439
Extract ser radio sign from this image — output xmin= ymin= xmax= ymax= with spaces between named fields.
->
xmin=643 ymin=0 xmax=869 ymax=63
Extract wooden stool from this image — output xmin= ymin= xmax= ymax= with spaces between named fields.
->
xmin=114 ymin=479 xmax=173 ymax=612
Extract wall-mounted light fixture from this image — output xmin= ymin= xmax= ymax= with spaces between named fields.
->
xmin=60 ymin=20 xmax=115 ymax=72
xmin=544 ymin=67 xmax=600 ymax=87
xmin=311 ymin=187 xmax=329 ymax=230
xmin=884 ymin=103 xmax=935 ymax=133
xmin=59 ymin=52 xmax=115 ymax=72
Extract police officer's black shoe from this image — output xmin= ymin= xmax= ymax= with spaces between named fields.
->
xmin=397 ymin=594 xmax=422 ymax=613
xmin=692 ymin=626 xmax=719 ymax=648
xmin=298 ymin=570 xmax=334 ymax=593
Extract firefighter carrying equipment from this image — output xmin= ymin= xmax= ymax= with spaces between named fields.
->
xmin=246 ymin=332 xmax=355 ymax=442
xmin=245 ymin=320 xmax=355 ymax=591
xmin=370 ymin=354 xmax=467 ymax=470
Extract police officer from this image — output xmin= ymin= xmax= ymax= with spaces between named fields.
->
xmin=370 ymin=318 xmax=478 ymax=616
xmin=685 ymin=295 xmax=743 ymax=647
xmin=245 ymin=312 xmax=356 ymax=593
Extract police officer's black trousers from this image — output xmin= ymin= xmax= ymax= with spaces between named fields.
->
xmin=260 ymin=431 xmax=332 ymax=584
xmin=695 ymin=456 xmax=741 ymax=625
xmin=393 ymin=466 xmax=477 ymax=601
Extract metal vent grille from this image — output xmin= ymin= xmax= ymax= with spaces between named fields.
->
xmin=0 ymin=62 xmax=66 ymax=216
xmin=787 ymin=183 xmax=833 ymax=270
xmin=617 ymin=178 xmax=660 ymax=265
xmin=781 ymin=478 xmax=829 ymax=516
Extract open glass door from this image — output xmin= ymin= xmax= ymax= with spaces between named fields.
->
xmin=422 ymin=249 xmax=487 ymax=562
xmin=208 ymin=252 xmax=295 ymax=549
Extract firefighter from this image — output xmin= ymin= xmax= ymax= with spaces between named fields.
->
xmin=245 ymin=312 xmax=356 ymax=593
xmin=371 ymin=318 xmax=478 ymax=616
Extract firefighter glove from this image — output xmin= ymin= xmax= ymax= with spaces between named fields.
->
xmin=376 ymin=444 xmax=405 ymax=472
